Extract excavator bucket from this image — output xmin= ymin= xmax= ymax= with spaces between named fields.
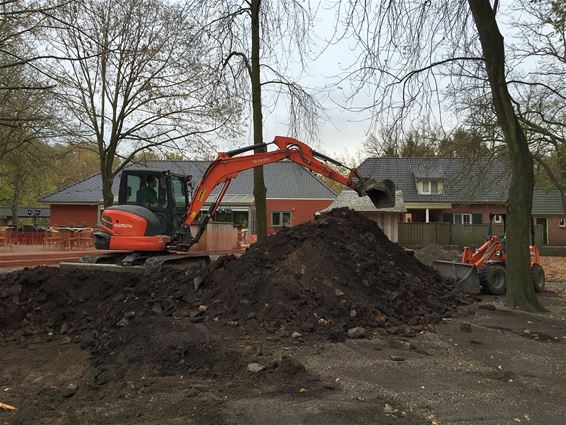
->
xmin=431 ymin=260 xmax=481 ymax=294
xmin=355 ymin=178 xmax=396 ymax=209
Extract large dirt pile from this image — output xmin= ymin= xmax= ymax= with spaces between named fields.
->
xmin=201 ymin=208 xmax=468 ymax=337
xmin=0 ymin=208 xmax=469 ymax=350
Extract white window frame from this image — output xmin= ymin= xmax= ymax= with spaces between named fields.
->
xmin=271 ymin=211 xmax=292 ymax=227
xmin=494 ymin=214 xmax=503 ymax=224
xmin=454 ymin=213 xmax=472 ymax=225
xmin=560 ymin=217 xmax=565 ymax=228
xmin=420 ymin=180 xmax=440 ymax=195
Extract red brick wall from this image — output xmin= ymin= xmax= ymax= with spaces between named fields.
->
xmin=448 ymin=204 xmax=506 ymax=223
xmin=50 ymin=204 xmax=99 ymax=227
xmin=404 ymin=204 xmax=506 ymax=223
xmin=536 ymin=215 xmax=566 ymax=246
xmin=266 ymin=199 xmax=333 ymax=235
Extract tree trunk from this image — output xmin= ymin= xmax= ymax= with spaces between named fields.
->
xmin=468 ymin=0 xmax=545 ymax=312
xmin=250 ymin=0 xmax=268 ymax=240
xmin=101 ymin=157 xmax=114 ymax=208
xmin=558 ymin=146 xmax=566 ymax=216
xmin=10 ymin=167 xmax=24 ymax=228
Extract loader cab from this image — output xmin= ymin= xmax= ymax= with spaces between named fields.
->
xmin=118 ymin=169 xmax=190 ymax=235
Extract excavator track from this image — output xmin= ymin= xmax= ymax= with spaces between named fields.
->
xmin=60 ymin=251 xmax=210 ymax=274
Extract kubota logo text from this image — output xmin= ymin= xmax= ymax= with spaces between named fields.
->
xmin=197 ymin=188 xmax=206 ymax=201
xmin=114 ymin=223 xmax=133 ymax=228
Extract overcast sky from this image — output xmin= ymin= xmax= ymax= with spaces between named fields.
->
xmin=242 ymin=2 xmax=376 ymax=158
xmin=239 ymin=1 xmax=522 ymax=160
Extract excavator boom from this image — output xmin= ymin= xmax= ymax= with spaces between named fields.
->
xmin=175 ymin=136 xmax=395 ymax=249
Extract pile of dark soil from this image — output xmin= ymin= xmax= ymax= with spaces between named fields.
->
xmin=0 ymin=208 xmax=469 ymax=364
xmin=415 ymin=244 xmax=461 ymax=266
xmin=201 ymin=208 xmax=469 ymax=337
xmin=0 ymin=266 xmax=217 ymax=378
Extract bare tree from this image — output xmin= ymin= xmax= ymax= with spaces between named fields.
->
xmin=508 ymin=1 xmax=566 ymax=213
xmin=192 ymin=0 xmax=322 ymax=240
xmin=44 ymin=0 xmax=241 ymax=207
xmin=456 ymin=1 xmax=566 ymax=217
xmin=337 ymin=0 xmax=545 ymax=311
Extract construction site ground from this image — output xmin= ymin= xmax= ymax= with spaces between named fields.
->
xmin=1 ymin=211 xmax=565 ymax=425
xmin=1 ymin=287 xmax=565 ymax=425
xmin=1 ymin=264 xmax=564 ymax=425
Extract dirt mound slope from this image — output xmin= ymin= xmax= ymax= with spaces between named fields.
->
xmin=415 ymin=244 xmax=461 ymax=266
xmin=0 ymin=209 xmax=469 ymax=357
xmin=202 ymin=208 xmax=469 ymax=337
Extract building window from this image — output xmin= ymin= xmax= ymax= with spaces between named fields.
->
xmin=560 ymin=217 xmax=565 ymax=228
xmin=272 ymin=211 xmax=292 ymax=227
xmin=454 ymin=213 xmax=472 ymax=225
xmin=494 ymin=214 xmax=503 ymax=224
xmin=419 ymin=180 xmax=442 ymax=194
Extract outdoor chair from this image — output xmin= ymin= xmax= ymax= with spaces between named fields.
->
xmin=44 ymin=230 xmax=72 ymax=250
xmin=72 ymin=229 xmax=94 ymax=249
xmin=0 ymin=230 xmax=13 ymax=251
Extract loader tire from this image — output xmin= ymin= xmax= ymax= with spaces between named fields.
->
xmin=478 ymin=265 xmax=506 ymax=295
xmin=531 ymin=264 xmax=545 ymax=293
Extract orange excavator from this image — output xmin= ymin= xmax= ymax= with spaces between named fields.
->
xmin=68 ymin=136 xmax=395 ymax=272
xmin=432 ymin=213 xmax=545 ymax=294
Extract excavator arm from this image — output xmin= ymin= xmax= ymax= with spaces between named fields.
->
xmin=173 ymin=136 xmax=395 ymax=249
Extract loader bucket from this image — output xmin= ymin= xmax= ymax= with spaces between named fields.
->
xmin=355 ymin=178 xmax=396 ymax=209
xmin=431 ymin=260 xmax=481 ymax=294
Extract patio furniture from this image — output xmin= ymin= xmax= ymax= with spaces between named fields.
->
xmin=72 ymin=228 xmax=94 ymax=249
xmin=44 ymin=229 xmax=72 ymax=250
xmin=0 ymin=230 xmax=13 ymax=251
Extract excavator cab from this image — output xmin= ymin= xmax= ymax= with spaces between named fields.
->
xmin=118 ymin=169 xmax=190 ymax=235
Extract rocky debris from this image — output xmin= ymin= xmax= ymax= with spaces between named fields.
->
xmin=389 ymin=355 xmax=405 ymax=362
xmin=460 ymin=322 xmax=473 ymax=332
xmin=247 ymin=363 xmax=265 ymax=373
xmin=61 ymin=383 xmax=78 ymax=398
xmin=479 ymin=304 xmax=497 ymax=311
xmin=414 ymin=244 xmax=461 ymax=267
xmin=347 ymin=327 xmax=366 ymax=339
xmin=389 ymin=339 xmax=411 ymax=350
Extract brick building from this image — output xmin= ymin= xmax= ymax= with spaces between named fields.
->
xmin=357 ymin=157 xmax=566 ymax=246
xmin=357 ymin=157 xmax=509 ymax=224
xmin=532 ymin=189 xmax=566 ymax=246
xmin=39 ymin=161 xmax=336 ymax=234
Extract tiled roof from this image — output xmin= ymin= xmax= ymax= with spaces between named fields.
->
xmin=532 ymin=189 xmax=565 ymax=215
xmin=39 ymin=161 xmax=336 ymax=204
xmin=410 ymin=163 xmax=445 ymax=179
xmin=357 ymin=157 xmax=510 ymax=203
xmin=320 ymin=190 xmax=406 ymax=213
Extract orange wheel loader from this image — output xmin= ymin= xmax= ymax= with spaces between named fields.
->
xmin=431 ymin=213 xmax=545 ymax=295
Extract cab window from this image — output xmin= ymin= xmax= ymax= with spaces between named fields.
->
xmin=125 ymin=175 xmax=141 ymax=205
xmin=171 ymin=178 xmax=187 ymax=208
